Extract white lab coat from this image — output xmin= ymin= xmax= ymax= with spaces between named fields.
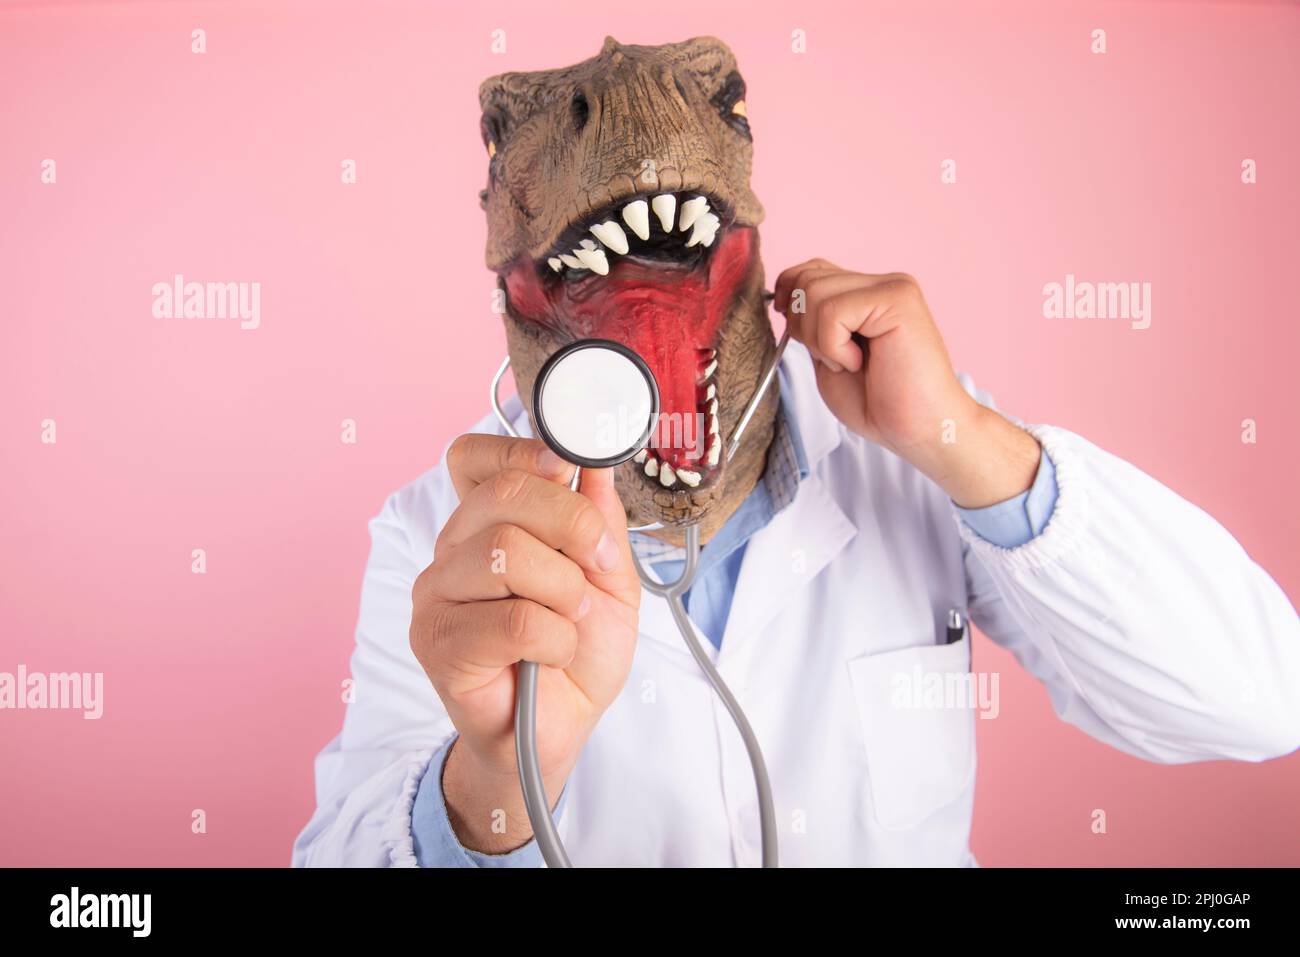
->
xmin=293 ymin=342 xmax=1300 ymax=867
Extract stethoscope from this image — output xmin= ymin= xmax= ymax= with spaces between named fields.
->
xmin=490 ymin=300 xmax=790 ymax=868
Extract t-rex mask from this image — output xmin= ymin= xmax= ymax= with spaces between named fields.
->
xmin=480 ymin=36 xmax=779 ymax=542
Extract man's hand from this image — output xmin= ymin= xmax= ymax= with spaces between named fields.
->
xmin=409 ymin=434 xmax=640 ymax=853
xmin=773 ymin=260 xmax=1040 ymax=508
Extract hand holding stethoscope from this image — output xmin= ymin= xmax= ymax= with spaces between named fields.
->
xmin=407 ymin=427 xmax=643 ymax=863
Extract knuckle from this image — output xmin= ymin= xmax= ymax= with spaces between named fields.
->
xmin=433 ymin=522 xmax=458 ymax=561
xmin=489 ymin=467 xmax=530 ymax=504
xmin=566 ymin=499 xmax=605 ymax=550
xmin=488 ymin=524 xmax=524 ymax=571
xmin=411 ymin=563 xmax=432 ymax=603
xmin=506 ymin=599 xmax=534 ymax=645
xmin=510 ymin=438 xmax=541 ymax=470
xmin=445 ymin=434 xmax=473 ymax=474
xmin=412 ymin=557 xmax=450 ymax=606
xmin=410 ymin=605 xmax=445 ymax=662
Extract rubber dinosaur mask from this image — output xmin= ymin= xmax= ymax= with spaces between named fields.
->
xmin=481 ymin=36 xmax=779 ymax=542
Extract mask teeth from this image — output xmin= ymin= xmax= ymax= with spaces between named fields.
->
xmin=633 ymin=350 xmax=720 ymax=491
xmin=546 ymin=193 xmax=721 ymax=277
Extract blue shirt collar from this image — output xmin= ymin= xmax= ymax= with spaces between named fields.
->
xmin=631 ymin=363 xmax=809 ymax=568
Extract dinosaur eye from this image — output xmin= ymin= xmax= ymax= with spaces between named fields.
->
xmin=570 ymin=90 xmax=590 ymax=132
xmin=480 ymin=111 xmax=506 ymax=159
xmin=711 ymin=71 xmax=750 ymax=138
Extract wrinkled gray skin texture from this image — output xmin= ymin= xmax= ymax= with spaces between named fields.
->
xmin=480 ymin=36 xmax=778 ymax=545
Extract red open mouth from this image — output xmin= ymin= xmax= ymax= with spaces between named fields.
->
xmin=502 ymin=192 xmax=756 ymax=491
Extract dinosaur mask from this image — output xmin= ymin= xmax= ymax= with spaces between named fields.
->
xmin=480 ymin=36 xmax=779 ymax=541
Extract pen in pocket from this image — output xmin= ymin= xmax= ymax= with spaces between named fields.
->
xmin=945 ymin=609 xmax=966 ymax=645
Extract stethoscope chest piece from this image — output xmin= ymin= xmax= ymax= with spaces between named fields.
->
xmin=531 ymin=338 xmax=659 ymax=470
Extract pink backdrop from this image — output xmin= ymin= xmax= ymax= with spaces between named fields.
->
xmin=2 ymin=0 xmax=1297 ymax=866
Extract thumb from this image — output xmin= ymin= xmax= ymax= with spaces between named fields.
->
xmin=577 ymin=466 xmax=630 ymax=551
xmin=576 ymin=466 xmax=638 ymax=599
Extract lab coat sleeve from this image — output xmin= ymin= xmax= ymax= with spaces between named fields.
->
xmin=955 ymin=385 xmax=1300 ymax=764
xmin=292 ymin=476 xmax=457 ymax=867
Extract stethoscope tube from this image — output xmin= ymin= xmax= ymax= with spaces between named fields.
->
xmin=491 ymin=320 xmax=790 ymax=868
xmin=638 ymin=523 xmax=779 ymax=868
xmin=513 ymin=660 xmax=573 ymax=867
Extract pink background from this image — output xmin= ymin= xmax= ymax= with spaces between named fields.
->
xmin=2 ymin=0 xmax=1297 ymax=866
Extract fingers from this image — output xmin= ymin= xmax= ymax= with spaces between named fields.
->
xmin=421 ymin=598 xmax=580 ymax=672
xmin=417 ymin=523 xmax=591 ymax=622
xmin=776 ymin=265 xmax=920 ymax=373
xmin=445 ymin=433 xmax=574 ymax=500
xmin=437 ymin=468 xmax=620 ymax=578
xmin=816 ymin=281 xmax=919 ymax=361
xmin=774 ymin=262 xmax=871 ymax=371
xmin=772 ymin=257 xmax=844 ymax=313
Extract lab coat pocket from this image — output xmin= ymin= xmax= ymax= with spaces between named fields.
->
xmin=847 ymin=635 xmax=976 ymax=832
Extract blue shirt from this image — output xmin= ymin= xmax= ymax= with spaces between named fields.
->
xmin=411 ymin=378 xmax=1059 ymax=865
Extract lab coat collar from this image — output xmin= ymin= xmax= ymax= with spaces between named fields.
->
xmin=715 ymin=342 xmax=855 ymax=655
xmin=779 ymin=340 xmax=844 ymax=473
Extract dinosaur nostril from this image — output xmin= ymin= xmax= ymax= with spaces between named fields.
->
xmin=570 ymin=91 xmax=590 ymax=132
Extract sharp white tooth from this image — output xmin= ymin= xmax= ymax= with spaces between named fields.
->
xmin=651 ymin=194 xmax=676 ymax=232
xmin=574 ymin=246 xmax=609 ymax=275
xmin=708 ymin=414 xmax=719 ymax=435
xmin=659 ymin=462 xmax=676 ymax=487
xmin=589 ymin=221 xmax=629 ymax=255
xmin=559 ymin=253 xmax=583 ymax=269
xmin=678 ymin=196 xmax=708 ymax=232
xmin=676 ymin=468 xmax=701 ymax=487
xmin=706 ymin=383 xmax=716 ymax=399
xmin=686 ymin=212 xmax=719 ymax=248
xmin=633 ymin=449 xmax=647 ymax=464
xmin=644 ymin=457 xmax=659 ymax=477
xmin=707 ymin=437 xmax=721 ymax=466
xmin=709 ymin=397 xmax=718 ymax=415
xmin=579 ymin=238 xmax=597 ymax=251
xmin=621 ymin=200 xmax=650 ymax=241
xmin=703 ymin=358 xmax=718 ymax=379
xmin=547 ymin=257 xmax=563 ymax=272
